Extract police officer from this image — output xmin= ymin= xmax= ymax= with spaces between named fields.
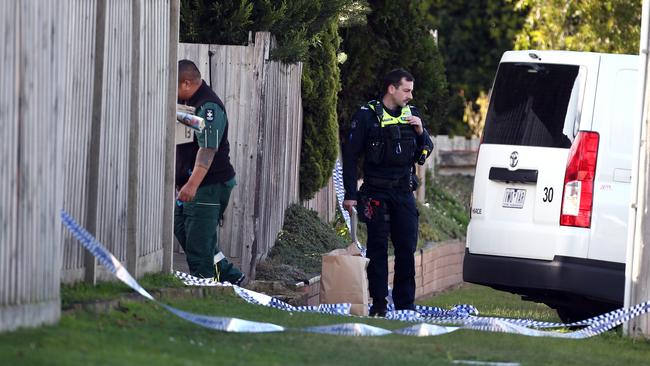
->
xmin=175 ymin=59 xmax=245 ymax=285
xmin=343 ymin=68 xmax=433 ymax=316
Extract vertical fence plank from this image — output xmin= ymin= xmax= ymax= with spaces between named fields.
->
xmin=60 ymin=0 xmax=98 ymax=283
xmin=135 ymin=0 xmax=171 ymax=274
xmin=0 ymin=0 xmax=19 ymax=318
xmin=0 ymin=0 xmax=67 ymax=332
xmin=1 ymin=0 xmax=175 ymax=331
xmin=127 ymin=0 xmax=142 ymax=276
xmin=83 ymin=0 xmax=107 ymax=284
xmin=163 ymin=0 xmax=180 ymax=273
xmin=178 ymin=33 xmax=308 ymax=278
xmin=92 ymin=0 xmax=132 ymax=280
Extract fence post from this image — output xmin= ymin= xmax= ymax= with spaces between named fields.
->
xmin=162 ymin=0 xmax=180 ymax=274
xmin=625 ymin=0 xmax=650 ymax=338
xmin=415 ymin=164 xmax=427 ymax=204
xmin=84 ymin=0 xmax=108 ymax=285
xmin=126 ymin=0 xmax=142 ymax=278
xmin=249 ymin=32 xmax=272 ymax=280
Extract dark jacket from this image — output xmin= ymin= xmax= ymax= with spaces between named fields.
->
xmin=343 ymin=101 xmax=433 ymax=200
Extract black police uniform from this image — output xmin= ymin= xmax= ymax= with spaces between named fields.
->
xmin=342 ymin=100 xmax=433 ymax=314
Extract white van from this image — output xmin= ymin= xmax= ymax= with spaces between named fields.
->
xmin=463 ymin=50 xmax=639 ymax=322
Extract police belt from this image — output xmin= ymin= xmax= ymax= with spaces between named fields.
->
xmin=363 ymin=175 xmax=412 ymax=191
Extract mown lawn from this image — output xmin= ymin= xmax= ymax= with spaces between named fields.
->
xmin=1 ymin=280 xmax=649 ymax=366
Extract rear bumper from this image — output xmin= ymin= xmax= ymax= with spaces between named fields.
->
xmin=462 ymin=249 xmax=624 ymax=305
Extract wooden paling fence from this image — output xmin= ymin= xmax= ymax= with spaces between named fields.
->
xmin=178 ymin=34 xmax=306 ymax=278
xmin=432 ymin=135 xmax=480 ymax=177
xmin=0 ymin=0 xmax=179 ymax=332
xmin=1 ymin=3 xmax=381 ymax=332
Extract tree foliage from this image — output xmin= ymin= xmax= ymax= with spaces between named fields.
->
xmin=180 ymin=0 xmax=254 ymax=45
xmin=426 ymin=0 xmax=526 ymax=136
xmin=179 ymin=0 xmax=353 ymax=200
xmin=426 ymin=1 xmax=525 ymax=103
xmin=180 ymin=0 xmax=353 ymax=62
xmin=300 ymin=21 xmax=342 ymax=200
xmin=338 ymin=0 xmax=449 ymax=136
xmin=514 ymin=0 xmax=641 ymax=54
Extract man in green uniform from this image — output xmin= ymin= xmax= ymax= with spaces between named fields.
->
xmin=175 ymin=59 xmax=245 ymax=285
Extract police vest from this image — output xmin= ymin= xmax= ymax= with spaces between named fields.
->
xmin=176 ymin=81 xmax=235 ymax=187
xmin=365 ymin=101 xmax=418 ymax=167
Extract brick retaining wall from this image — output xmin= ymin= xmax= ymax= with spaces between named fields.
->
xmin=296 ymin=240 xmax=465 ymax=306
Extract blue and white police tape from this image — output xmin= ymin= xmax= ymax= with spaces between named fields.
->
xmin=176 ymin=271 xmax=477 ymax=319
xmin=61 ymin=210 xmax=282 ymax=334
xmin=61 ymin=210 xmax=650 ymax=338
xmin=169 ymin=268 xmax=650 ymax=338
xmin=332 ymin=159 xmax=351 ymax=231
xmin=333 ymin=159 xmax=366 ymax=255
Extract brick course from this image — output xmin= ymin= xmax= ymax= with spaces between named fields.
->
xmin=298 ymin=240 xmax=466 ymax=306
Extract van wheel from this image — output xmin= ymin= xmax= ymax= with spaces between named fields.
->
xmin=555 ymin=307 xmax=590 ymax=324
xmin=555 ymin=303 xmax=619 ymax=325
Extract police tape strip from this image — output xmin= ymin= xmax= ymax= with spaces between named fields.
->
xmin=332 ymin=159 xmax=351 ymax=231
xmin=331 ymin=158 xmax=650 ymax=337
xmin=175 ymin=271 xmax=477 ymax=319
xmin=61 ymin=209 xmax=650 ymax=338
xmin=175 ymin=268 xmax=650 ymax=338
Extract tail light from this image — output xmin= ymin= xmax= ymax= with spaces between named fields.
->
xmin=560 ymin=131 xmax=599 ymax=227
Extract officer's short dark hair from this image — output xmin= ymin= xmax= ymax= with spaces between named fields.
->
xmin=382 ymin=68 xmax=414 ymax=93
xmin=178 ymin=59 xmax=201 ymax=83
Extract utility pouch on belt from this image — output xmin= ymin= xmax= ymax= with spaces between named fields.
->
xmin=357 ymin=192 xmax=386 ymax=223
xmin=410 ymin=174 xmax=420 ymax=191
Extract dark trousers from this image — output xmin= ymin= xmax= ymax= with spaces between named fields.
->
xmin=174 ymin=179 xmax=242 ymax=281
xmin=360 ymin=187 xmax=418 ymax=310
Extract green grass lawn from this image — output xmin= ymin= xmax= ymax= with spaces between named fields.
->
xmin=2 ymin=281 xmax=650 ymax=366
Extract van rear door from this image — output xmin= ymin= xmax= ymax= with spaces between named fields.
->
xmin=468 ymin=51 xmax=600 ymax=260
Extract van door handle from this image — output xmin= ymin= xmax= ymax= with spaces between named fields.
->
xmin=489 ymin=167 xmax=538 ymax=184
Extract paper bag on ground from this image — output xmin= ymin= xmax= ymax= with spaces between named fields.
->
xmin=319 ymin=243 xmax=370 ymax=316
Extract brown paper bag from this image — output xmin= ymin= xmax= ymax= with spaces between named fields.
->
xmin=319 ymin=243 xmax=370 ymax=316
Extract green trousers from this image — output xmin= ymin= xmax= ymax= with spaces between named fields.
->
xmin=174 ymin=178 xmax=243 ymax=281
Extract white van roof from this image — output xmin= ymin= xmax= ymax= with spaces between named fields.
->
xmin=500 ymin=50 xmax=637 ymax=64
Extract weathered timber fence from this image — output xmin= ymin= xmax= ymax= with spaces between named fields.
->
xmin=0 ymin=0 xmax=179 ymax=332
xmin=178 ymin=33 xmax=303 ymax=278
xmin=432 ymin=135 xmax=480 ymax=176
xmin=304 ymin=177 xmax=337 ymax=223
xmin=0 ymin=0 xmax=67 ymax=333
xmin=60 ymin=0 xmax=178 ymax=284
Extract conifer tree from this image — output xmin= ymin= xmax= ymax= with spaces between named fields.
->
xmin=300 ymin=21 xmax=341 ymax=200
xmin=179 ymin=0 xmax=352 ymax=200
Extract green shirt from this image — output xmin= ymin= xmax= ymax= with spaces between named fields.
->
xmin=196 ymin=101 xmax=227 ymax=149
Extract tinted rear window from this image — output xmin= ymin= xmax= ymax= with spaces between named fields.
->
xmin=482 ymin=62 xmax=580 ymax=148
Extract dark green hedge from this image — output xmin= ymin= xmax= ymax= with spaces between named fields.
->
xmin=299 ymin=21 xmax=341 ymax=200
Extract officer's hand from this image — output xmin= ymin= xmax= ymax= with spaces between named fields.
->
xmin=178 ymin=182 xmax=198 ymax=202
xmin=405 ymin=116 xmax=423 ymax=135
xmin=343 ymin=200 xmax=357 ymax=215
